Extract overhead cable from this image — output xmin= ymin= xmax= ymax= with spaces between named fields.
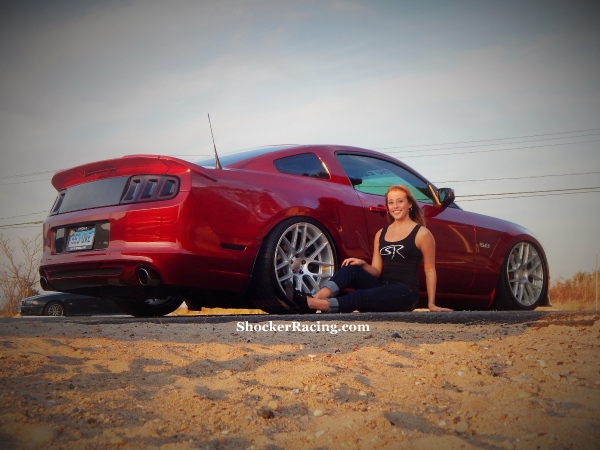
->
xmin=384 ymin=132 xmax=600 ymax=154
xmin=0 ymin=225 xmax=44 ymax=229
xmin=459 ymin=190 xmax=600 ymax=201
xmin=0 ymin=220 xmax=44 ymax=229
xmin=374 ymin=127 xmax=600 ymax=150
xmin=434 ymin=171 xmax=600 ymax=184
xmin=457 ymin=186 xmax=600 ymax=198
xmin=0 ymin=170 xmax=60 ymax=181
xmin=397 ymin=139 xmax=600 ymax=159
xmin=0 ymin=211 xmax=47 ymax=221
xmin=0 ymin=178 xmax=52 ymax=187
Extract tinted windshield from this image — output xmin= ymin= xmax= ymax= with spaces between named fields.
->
xmin=194 ymin=145 xmax=297 ymax=168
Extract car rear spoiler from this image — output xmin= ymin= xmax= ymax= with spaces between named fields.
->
xmin=51 ymin=155 xmax=217 ymax=190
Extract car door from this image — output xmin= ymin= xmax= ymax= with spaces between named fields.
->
xmin=335 ymin=153 xmax=476 ymax=296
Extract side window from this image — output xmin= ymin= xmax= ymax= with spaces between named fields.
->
xmin=273 ymin=153 xmax=329 ymax=180
xmin=336 ymin=154 xmax=435 ymax=203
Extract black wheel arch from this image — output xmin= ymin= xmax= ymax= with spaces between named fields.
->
xmin=244 ymin=212 xmax=341 ymax=293
xmin=491 ymin=237 xmax=550 ymax=310
xmin=246 ymin=215 xmax=340 ymax=313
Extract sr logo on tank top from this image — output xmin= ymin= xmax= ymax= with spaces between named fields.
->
xmin=380 ymin=245 xmax=405 ymax=259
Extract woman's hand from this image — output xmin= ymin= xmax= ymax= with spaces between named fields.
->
xmin=429 ymin=305 xmax=453 ymax=312
xmin=341 ymin=258 xmax=366 ymax=267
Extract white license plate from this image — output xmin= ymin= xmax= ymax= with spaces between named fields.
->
xmin=66 ymin=226 xmax=95 ymax=251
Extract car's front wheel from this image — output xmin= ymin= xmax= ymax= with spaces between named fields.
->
xmin=44 ymin=301 xmax=66 ymax=316
xmin=250 ymin=218 xmax=337 ymax=314
xmin=493 ymin=241 xmax=548 ymax=310
xmin=110 ymin=296 xmax=183 ymax=317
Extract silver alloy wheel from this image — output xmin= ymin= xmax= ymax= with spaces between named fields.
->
xmin=46 ymin=303 xmax=65 ymax=316
xmin=506 ymin=242 xmax=545 ymax=306
xmin=274 ymin=222 xmax=335 ymax=295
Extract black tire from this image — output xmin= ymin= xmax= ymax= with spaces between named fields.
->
xmin=493 ymin=241 xmax=548 ymax=310
xmin=44 ymin=301 xmax=66 ymax=316
xmin=249 ymin=217 xmax=337 ymax=314
xmin=110 ymin=296 xmax=183 ymax=317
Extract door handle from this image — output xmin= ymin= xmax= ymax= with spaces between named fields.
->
xmin=369 ymin=205 xmax=387 ymax=214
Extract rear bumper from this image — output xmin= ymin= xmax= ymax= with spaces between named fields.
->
xmin=40 ymin=247 xmax=256 ymax=295
xmin=41 ymin=233 xmax=261 ymax=300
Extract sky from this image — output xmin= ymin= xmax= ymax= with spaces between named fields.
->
xmin=0 ymin=0 xmax=599 ymax=282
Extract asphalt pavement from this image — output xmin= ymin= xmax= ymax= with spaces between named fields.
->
xmin=6 ymin=310 xmax=599 ymax=326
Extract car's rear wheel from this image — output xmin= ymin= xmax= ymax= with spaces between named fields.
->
xmin=250 ymin=217 xmax=337 ymax=314
xmin=110 ymin=296 xmax=183 ymax=317
xmin=493 ymin=241 xmax=548 ymax=310
xmin=44 ymin=301 xmax=66 ymax=316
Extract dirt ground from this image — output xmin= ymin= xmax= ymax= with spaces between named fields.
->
xmin=0 ymin=312 xmax=599 ymax=450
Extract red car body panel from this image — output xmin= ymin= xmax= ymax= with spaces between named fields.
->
xmin=40 ymin=145 xmax=549 ymax=309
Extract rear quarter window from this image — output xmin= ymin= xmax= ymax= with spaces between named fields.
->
xmin=273 ymin=153 xmax=329 ymax=179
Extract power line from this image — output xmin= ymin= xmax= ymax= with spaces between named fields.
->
xmin=0 ymin=178 xmax=52 ymax=187
xmin=374 ymin=127 xmax=600 ymax=150
xmin=459 ymin=189 xmax=600 ymax=202
xmin=0 ymin=127 xmax=597 ymax=180
xmin=0 ymin=170 xmax=61 ymax=181
xmin=397 ymin=138 xmax=600 ymax=159
xmin=457 ymin=186 xmax=600 ymax=198
xmin=384 ymin=132 xmax=600 ymax=155
xmin=433 ymin=171 xmax=600 ymax=184
xmin=0 ymin=225 xmax=44 ymax=230
xmin=0 ymin=220 xmax=44 ymax=229
xmin=0 ymin=211 xmax=47 ymax=221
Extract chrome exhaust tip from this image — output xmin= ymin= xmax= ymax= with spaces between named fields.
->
xmin=138 ymin=267 xmax=161 ymax=287
xmin=40 ymin=276 xmax=50 ymax=291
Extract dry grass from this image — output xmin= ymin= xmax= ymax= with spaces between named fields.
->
xmin=549 ymin=270 xmax=599 ymax=310
xmin=169 ymin=305 xmax=266 ymax=316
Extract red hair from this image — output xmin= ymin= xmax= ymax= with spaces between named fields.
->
xmin=385 ymin=185 xmax=425 ymax=226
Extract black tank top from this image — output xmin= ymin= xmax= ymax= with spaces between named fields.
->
xmin=379 ymin=224 xmax=422 ymax=293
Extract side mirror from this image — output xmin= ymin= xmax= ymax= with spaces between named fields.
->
xmin=349 ymin=177 xmax=363 ymax=187
xmin=438 ymin=188 xmax=455 ymax=207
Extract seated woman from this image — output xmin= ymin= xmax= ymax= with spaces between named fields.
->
xmin=293 ymin=185 xmax=452 ymax=313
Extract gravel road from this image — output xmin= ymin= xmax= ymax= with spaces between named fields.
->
xmin=1 ymin=311 xmax=599 ymax=449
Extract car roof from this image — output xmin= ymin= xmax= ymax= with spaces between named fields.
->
xmin=194 ymin=145 xmax=299 ymax=168
xmin=192 ymin=144 xmax=437 ymax=190
xmin=193 ymin=144 xmax=390 ymax=168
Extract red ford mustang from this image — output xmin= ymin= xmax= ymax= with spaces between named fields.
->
xmin=40 ymin=145 xmax=549 ymax=316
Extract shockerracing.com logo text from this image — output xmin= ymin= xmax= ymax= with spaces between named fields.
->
xmin=236 ymin=321 xmax=370 ymax=335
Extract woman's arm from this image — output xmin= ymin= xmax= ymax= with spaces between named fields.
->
xmin=340 ymin=229 xmax=383 ymax=279
xmin=416 ymin=227 xmax=453 ymax=312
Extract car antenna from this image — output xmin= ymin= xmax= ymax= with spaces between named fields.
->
xmin=207 ymin=113 xmax=222 ymax=169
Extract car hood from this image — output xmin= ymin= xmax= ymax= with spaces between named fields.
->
xmin=464 ymin=208 xmax=544 ymax=246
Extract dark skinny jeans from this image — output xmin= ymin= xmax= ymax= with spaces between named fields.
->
xmin=322 ymin=265 xmax=419 ymax=313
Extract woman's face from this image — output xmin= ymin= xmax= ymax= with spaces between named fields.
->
xmin=387 ymin=189 xmax=412 ymax=221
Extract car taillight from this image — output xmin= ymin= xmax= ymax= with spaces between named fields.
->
xmin=120 ymin=175 xmax=180 ymax=204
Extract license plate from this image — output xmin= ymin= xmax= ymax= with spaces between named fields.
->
xmin=66 ymin=226 xmax=95 ymax=251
